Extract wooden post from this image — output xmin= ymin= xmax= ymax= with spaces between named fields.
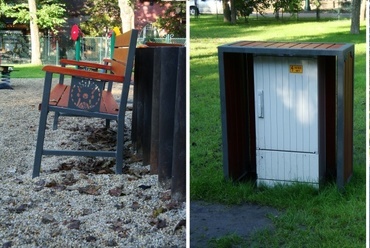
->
xmin=171 ymin=47 xmax=186 ymax=201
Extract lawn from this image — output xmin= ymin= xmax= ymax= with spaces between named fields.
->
xmin=4 ymin=64 xmax=44 ymax=78
xmin=190 ymin=15 xmax=366 ymax=246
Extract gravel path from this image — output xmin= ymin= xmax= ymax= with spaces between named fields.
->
xmin=0 ymin=78 xmax=186 ymax=247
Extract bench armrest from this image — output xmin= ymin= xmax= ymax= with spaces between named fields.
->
xmin=43 ymin=65 xmax=124 ymax=83
xmin=59 ymin=59 xmax=111 ymax=70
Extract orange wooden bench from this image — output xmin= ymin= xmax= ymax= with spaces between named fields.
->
xmin=33 ymin=29 xmax=138 ymax=178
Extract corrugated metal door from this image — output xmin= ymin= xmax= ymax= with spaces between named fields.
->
xmin=253 ymin=56 xmax=319 ymax=186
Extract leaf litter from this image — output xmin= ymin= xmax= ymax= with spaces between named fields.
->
xmin=0 ymin=79 xmax=186 ymax=247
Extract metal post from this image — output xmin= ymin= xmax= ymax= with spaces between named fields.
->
xmin=75 ymin=37 xmax=81 ymax=61
xmin=304 ymin=0 xmax=311 ymax=11
xmin=56 ymin=40 xmax=59 ymax=65
xmin=110 ymin=32 xmax=116 ymax=58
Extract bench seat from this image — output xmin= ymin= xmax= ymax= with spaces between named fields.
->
xmin=49 ymin=84 xmax=119 ymax=115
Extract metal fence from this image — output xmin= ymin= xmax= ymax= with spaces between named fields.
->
xmin=0 ymin=31 xmax=31 ymax=64
xmin=42 ymin=36 xmax=111 ymax=65
xmin=0 ymin=32 xmax=186 ymax=65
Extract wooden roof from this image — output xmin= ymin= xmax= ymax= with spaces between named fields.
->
xmin=230 ymin=41 xmax=345 ymax=50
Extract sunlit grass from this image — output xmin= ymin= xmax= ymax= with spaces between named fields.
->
xmin=4 ymin=64 xmax=44 ymax=78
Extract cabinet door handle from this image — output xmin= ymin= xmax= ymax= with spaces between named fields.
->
xmin=257 ymin=90 xmax=264 ymax=118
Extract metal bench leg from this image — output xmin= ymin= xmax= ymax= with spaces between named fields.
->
xmin=105 ymin=119 xmax=111 ymax=128
xmin=33 ymin=106 xmax=49 ymax=178
xmin=115 ymin=120 xmax=125 ymax=174
xmin=33 ymin=72 xmax=54 ymax=178
xmin=53 ymin=112 xmax=60 ymax=130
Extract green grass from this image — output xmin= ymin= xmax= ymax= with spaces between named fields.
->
xmin=4 ymin=64 xmax=44 ymax=78
xmin=190 ymin=16 xmax=366 ymax=247
xmin=209 ymin=233 xmax=244 ymax=247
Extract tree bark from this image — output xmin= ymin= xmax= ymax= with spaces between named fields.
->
xmin=230 ymin=0 xmax=236 ymax=24
xmin=350 ymin=0 xmax=361 ymax=34
xmin=118 ymin=0 xmax=134 ymax=32
xmin=360 ymin=0 xmax=366 ymax=21
xmin=223 ymin=0 xmax=231 ymax=22
xmin=28 ymin=0 xmax=42 ymax=65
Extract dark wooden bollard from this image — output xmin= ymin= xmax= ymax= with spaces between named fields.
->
xmin=156 ymin=47 xmax=181 ymax=189
xmin=170 ymin=47 xmax=186 ymax=201
xmin=133 ymin=45 xmax=186 ymax=200
xmin=132 ymin=48 xmax=154 ymax=165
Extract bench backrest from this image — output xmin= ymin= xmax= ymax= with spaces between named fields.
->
xmin=110 ymin=30 xmax=138 ymax=78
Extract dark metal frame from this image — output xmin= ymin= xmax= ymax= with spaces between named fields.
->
xmin=218 ymin=41 xmax=354 ymax=188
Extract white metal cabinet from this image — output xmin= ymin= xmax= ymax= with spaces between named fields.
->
xmin=253 ymin=56 xmax=319 ymax=186
xmin=218 ymin=41 xmax=354 ymax=189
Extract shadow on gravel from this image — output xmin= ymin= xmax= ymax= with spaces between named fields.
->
xmin=190 ymin=201 xmax=280 ymax=247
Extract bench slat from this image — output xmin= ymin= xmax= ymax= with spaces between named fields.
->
xmin=113 ymin=48 xmax=129 ymax=63
xmin=49 ymin=84 xmax=69 ymax=106
xmin=114 ymin=32 xmax=131 ymax=47
xmin=101 ymin=91 xmax=119 ymax=114
xmin=110 ymin=60 xmax=126 ymax=77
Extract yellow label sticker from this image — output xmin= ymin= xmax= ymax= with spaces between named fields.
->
xmin=289 ymin=65 xmax=303 ymax=73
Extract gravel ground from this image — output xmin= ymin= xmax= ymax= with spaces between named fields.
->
xmin=0 ymin=78 xmax=186 ymax=247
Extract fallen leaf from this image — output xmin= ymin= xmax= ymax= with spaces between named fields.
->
xmin=56 ymin=163 xmax=74 ymax=171
xmin=152 ymin=207 xmax=167 ymax=218
xmin=149 ymin=218 xmax=157 ymax=226
xmin=81 ymin=208 xmax=93 ymax=216
xmin=159 ymin=191 xmax=171 ymax=201
xmin=131 ymin=201 xmax=140 ymax=211
xmin=114 ymin=202 xmax=125 ymax=210
xmin=138 ymin=185 xmax=151 ymax=190
xmin=35 ymin=179 xmax=46 ymax=187
xmin=86 ymin=235 xmax=97 ymax=242
xmin=156 ymin=219 xmax=167 ymax=229
xmin=41 ymin=214 xmax=56 ymax=224
xmin=174 ymin=219 xmax=186 ymax=232
xmin=78 ymin=185 xmax=101 ymax=195
xmin=62 ymin=173 xmax=78 ymax=185
xmin=65 ymin=219 xmax=81 ymax=230
xmin=15 ymin=204 xmax=29 ymax=214
xmin=166 ymin=201 xmax=181 ymax=210
xmin=109 ymin=186 xmax=124 ymax=197
xmin=106 ymin=240 xmax=118 ymax=247
xmin=45 ymin=180 xmax=58 ymax=188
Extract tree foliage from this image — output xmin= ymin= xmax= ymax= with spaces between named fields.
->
xmin=154 ymin=2 xmax=186 ymax=38
xmin=36 ymin=0 xmax=66 ymax=32
xmin=227 ymin=0 xmax=307 ymax=22
xmin=1 ymin=0 xmax=66 ymax=33
xmin=80 ymin=0 xmax=122 ymax=36
xmin=272 ymin=0 xmax=302 ymax=19
xmin=235 ymin=0 xmax=270 ymax=22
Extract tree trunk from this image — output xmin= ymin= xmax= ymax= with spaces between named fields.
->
xmin=275 ymin=9 xmax=280 ymax=19
xmin=118 ymin=0 xmax=134 ymax=33
xmin=360 ymin=0 xmax=366 ymax=21
xmin=28 ymin=0 xmax=42 ymax=65
xmin=223 ymin=0 xmax=231 ymax=22
xmin=350 ymin=0 xmax=361 ymax=34
xmin=230 ymin=0 xmax=236 ymax=24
